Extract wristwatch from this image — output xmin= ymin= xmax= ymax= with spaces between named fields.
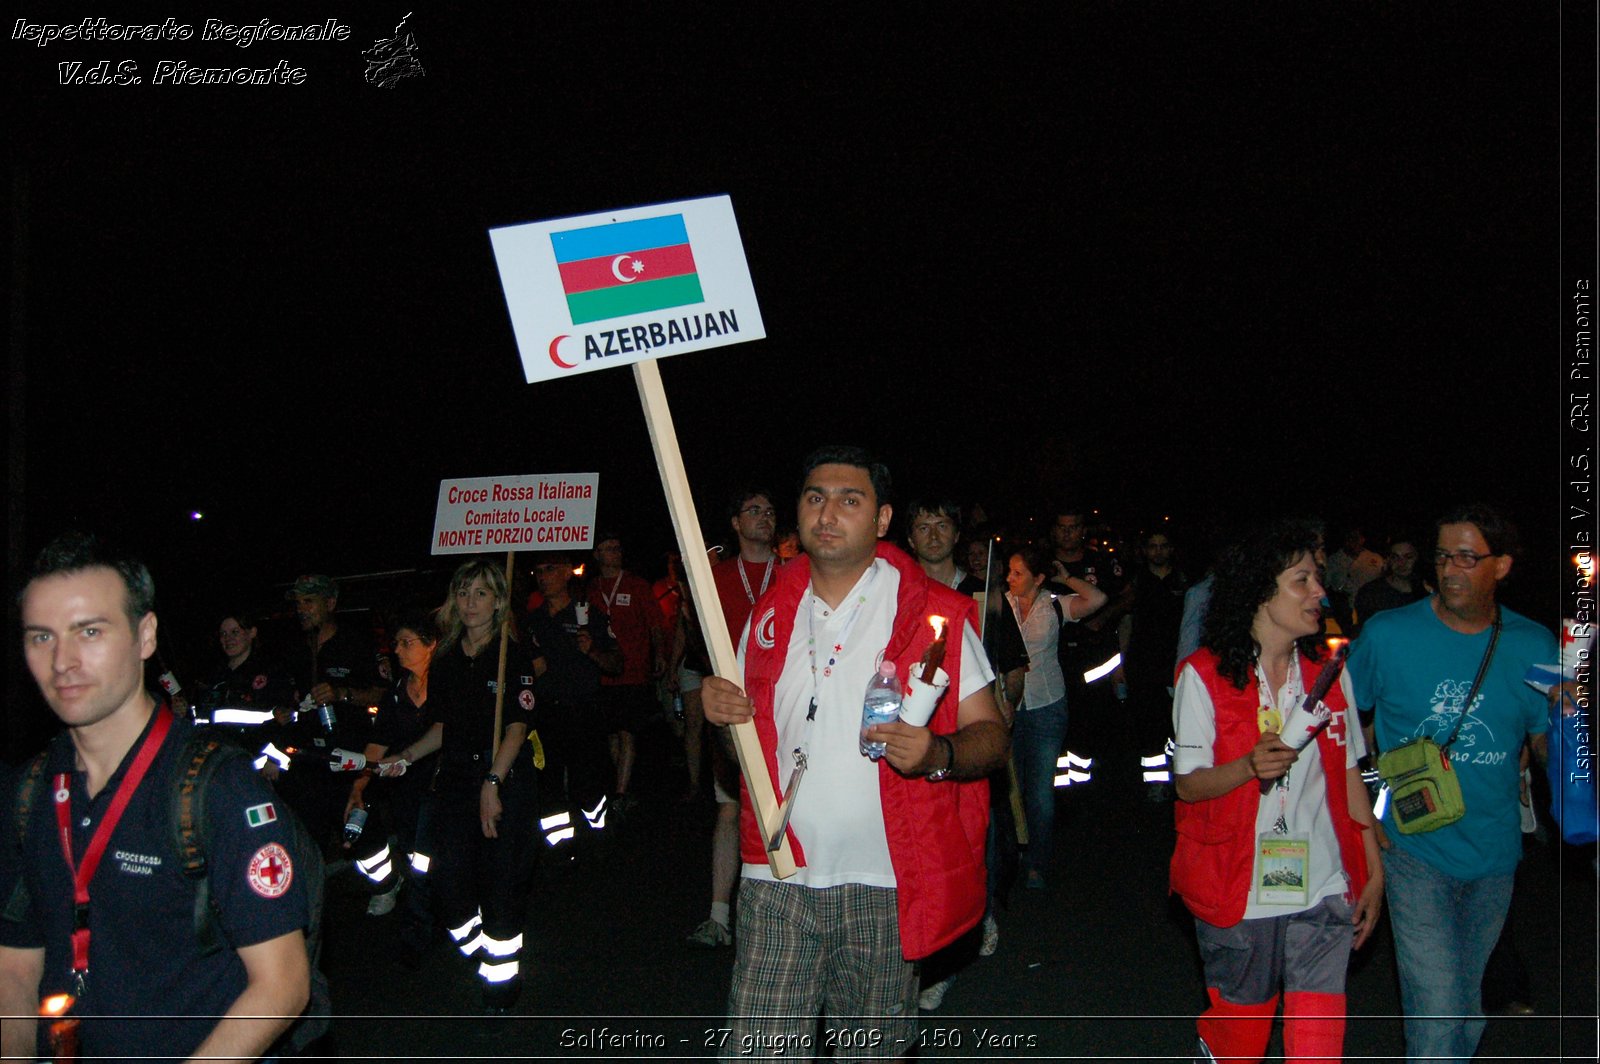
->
xmin=483 ymin=772 xmax=502 ymax=787
xmin=925 ymin=736 xmax=956 ymax=782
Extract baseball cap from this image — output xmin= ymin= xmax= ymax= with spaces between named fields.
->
xmin=287 ymin=574 xmax=337 ymax=599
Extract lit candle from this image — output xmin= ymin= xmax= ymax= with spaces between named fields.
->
xmin=920 ymin=616 xmax=948 ymax=683
xmin=40 ymin=993 xmax=78 ymax=1064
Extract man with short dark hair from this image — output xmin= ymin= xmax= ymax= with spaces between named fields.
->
xmin=1351 ymin=504 xmax=1557 ymax=1063
xmin=905 ymin=498 xmax=982 ymax=595
xmin=703 ymin=446 xmax=1007 ymax=1055
xmin=279 ymin=574 xmax=387 ymax=849
xmin=1 ymin=533 xmax=311 ymax=1061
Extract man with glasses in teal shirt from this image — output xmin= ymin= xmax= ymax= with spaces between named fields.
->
xmin=1349 ymin=503 xmax=1555 ymax=1064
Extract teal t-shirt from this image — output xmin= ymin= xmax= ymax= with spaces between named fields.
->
xmin=1351 ymin=598 xmax=1554 ymax=880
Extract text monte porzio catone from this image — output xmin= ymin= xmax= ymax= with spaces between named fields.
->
xmin=431 ymin=473 xmax=599 ymax=555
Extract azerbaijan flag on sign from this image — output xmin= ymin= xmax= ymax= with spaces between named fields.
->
xmin=551 ymin=214 xmax=705 ymax=325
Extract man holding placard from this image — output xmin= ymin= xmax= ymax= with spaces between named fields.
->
xmin=702 ymin=446 xmax=1007 ymax=1056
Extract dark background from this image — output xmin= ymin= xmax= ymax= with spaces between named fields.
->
xmin=6 ymin=5 xmax=1580 ymax=745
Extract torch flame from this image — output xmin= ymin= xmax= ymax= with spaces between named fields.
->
xmin=40 ymin=993 xmax=72 ymax=1018
xmin=572 ymin=563 xmax=586 ymax=577
xmin=1326 ymin=637 xmax=1348 ymax=654
xmin=929 ymin=616 xmax=947 ymax=640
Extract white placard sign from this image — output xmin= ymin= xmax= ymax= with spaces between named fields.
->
xmin=488 ymin=194 xmax=765 ymax=384
xmin=431 ymin=473 xmax=599 ymax=555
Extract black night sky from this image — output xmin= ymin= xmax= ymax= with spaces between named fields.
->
xmin=6 ymin=5 xmax=1589 ymax=723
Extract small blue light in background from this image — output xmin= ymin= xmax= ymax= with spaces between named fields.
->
xmin=190 ymin=511 xmax=204 ymax=521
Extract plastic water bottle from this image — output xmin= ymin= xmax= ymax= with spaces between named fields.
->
xmin=859 ymin=661 xmax=903 ymax=760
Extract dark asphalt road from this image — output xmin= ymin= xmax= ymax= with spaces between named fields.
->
xmin=316 ymin=720 xmax=1598 ymax=1062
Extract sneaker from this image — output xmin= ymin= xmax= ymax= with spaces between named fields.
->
xmin=979 ymin=914 xmax=999 ymax=957
xmin=918 ymin=977 xmax=952 ymax=1011
xmin=366 ymin=878 xmax=402 ymax=916
xmin=686 ymin=918 xmax=732 ymax=948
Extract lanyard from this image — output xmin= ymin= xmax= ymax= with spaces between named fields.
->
xmin=804 ymin=568 xmax=877 ymax=727
xmin=1255 ymin=658 xmax=1302 ymax=834
xmin=598 ymin=571 xmax=625 ymax=610
xmin=738 ymin=558 xmax=775 ymax=605
xmin=770 ymin=572 xmax=877 ymax=848
xmin=53 ymin=707 xmax=173 ymax=995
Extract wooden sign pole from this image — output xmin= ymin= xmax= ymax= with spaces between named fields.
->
xmin=491 ymin=549 xmax=514 ymax=760
xmin=633 ymin=360 xmax=796 ymax=878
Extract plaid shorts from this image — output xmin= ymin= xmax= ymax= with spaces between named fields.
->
xmin=722 ymin=879 xmax=917 ymax=1060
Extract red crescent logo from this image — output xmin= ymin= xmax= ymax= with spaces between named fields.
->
xmin=548 ymin=334 xmax=577 ymax=370
xmin=755 ymin=608 xmax=778 ymax=650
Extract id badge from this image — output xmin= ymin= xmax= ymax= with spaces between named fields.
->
xmin=1253 ymin=834 xmax=1310 ymax=906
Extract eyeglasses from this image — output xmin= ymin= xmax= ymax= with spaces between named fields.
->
xmin=394 ymin=637 xmax=428 ymax=649
xmin=740 ymin=506 xmax=777 ymax=519
xmin=1388 ymin=551 xmax=1417 ymax=562
xmin=1433 ymin=549 xmax=1495 ymax=569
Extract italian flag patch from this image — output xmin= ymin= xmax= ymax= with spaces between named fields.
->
xmin=245 ymin=802 xmax=278 ymax=828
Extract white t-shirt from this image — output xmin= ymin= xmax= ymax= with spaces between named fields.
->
xmin=1171 ymin=660 xmax=1365 ymax=919
xmin=742 ymin=559 xmax=994 ymax=888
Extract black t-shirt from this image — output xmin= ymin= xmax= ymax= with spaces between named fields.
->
xmin=370 ymin=676 xmax=435 ymax=754
xmin=1126 ymin=567 xmax=1190 ymax=685
xmin=285 ymin=621 xmax=388 ymax=703
xmin=0 ymin=711 xmax=310 ymax=1060
xmin=198 ymin=650 xmax=296 ymax=711
xmin=283 ymin=621 xmax=389 ymax=752
xmin=1353 ymin=578 xmax=1427 ymax=631
xmin=428 ymin=637 xmax=541 ymax=761
xmin=1047 ymin=549 xmax=1126 ymax=651
xmin=523 ymin=600 xmax=615 ymax=705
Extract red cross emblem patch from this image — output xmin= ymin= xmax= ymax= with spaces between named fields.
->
xmin=247 ymin=843 xmax=294 ymax=898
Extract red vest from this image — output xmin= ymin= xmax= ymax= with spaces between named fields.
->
xmin=738 ymin=542 xmax=990 ymax=960
xmin=1169 ymin=648 xmax=1370 ymax=928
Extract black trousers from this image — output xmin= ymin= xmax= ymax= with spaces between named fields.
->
xmin=423 ymin=753 xmax=537 ymax=978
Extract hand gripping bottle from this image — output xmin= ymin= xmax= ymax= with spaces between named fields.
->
xmin=859 ymin=661 xmax=903 ymax=759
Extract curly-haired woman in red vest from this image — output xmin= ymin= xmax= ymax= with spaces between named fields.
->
xmin=1170 ymin=518 xmax=1383 ymax=1064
